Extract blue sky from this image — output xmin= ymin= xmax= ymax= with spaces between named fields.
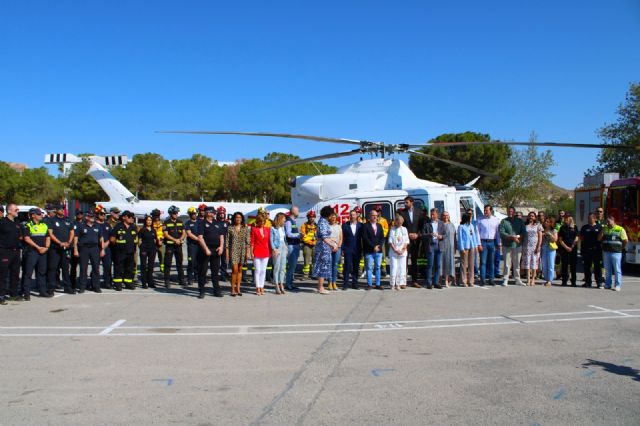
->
xmin=1 ymin=1 xmax=639 ymax=189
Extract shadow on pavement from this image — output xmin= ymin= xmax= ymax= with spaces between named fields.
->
xmin=582 ymin=359 xmax=640 ymax=382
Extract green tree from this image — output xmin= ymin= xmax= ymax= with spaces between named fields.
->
xmin=408 ymin=131 xmax=515 ymax=194
xmin=0 ymin=162 xmax=20 ymax=203
xmin=589 ymin=82 xmax=640 ymax=177
xmin=492 ymin=132 xmax=556 ymax=208
xmin=15 ymin=167 xmax=64 ymax=205
xmin=112 ymin=153 xmax=173 ymax=199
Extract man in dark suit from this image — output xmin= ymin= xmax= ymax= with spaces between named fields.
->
xmin=422 ymin=208 xmax=446 ymax=289
xmin=362 ymin=209 xmax=386 ymax=289
xmin=341 ymin=208 xmax=362 ymax=290
xmin=400 ymin=196 xmax=424 ymax=288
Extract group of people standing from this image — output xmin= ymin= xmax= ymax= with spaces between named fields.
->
xmin=0 ymin=197 xmax=630 ymax=304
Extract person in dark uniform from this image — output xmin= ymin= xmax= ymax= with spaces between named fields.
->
xmin=110 ymin=211 xmax=138 ymax=291
xmin=69 ymin=210 xmax=84 ymax=291
xmin=43 ymin=203 xmax=56 ymax=227
xmin=95 ymin=206 xmax=113 ymax=290
xmin=399 ymin=196 xmax=424 ymax=288
xmin=196 ymin=206 xmax=224 ymax=298
xmin=162 ymin=205 xmax=186 ymax=288
xmin=22 ymin=208 xmax=51 ymax=299
xmin=216 ymin=206 xmax=229 ymax=281
xmin=558 ymin=215 xmax=579 ymax=286
xmin=73 ymin=211 xmax=104 ymax=293
xmin=0 ymin=204 xmax=22 ymax=304
xmin=184 ymin=207 xmax=200 ymax=286
xmin=47 ymin=203 xmax=75 ymax=294
xmin=580 ymin=213 xmax=603 ymax=288
xmin=138 ymin=214 xmax=159 ymax=288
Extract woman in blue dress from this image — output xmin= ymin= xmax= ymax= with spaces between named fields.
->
xmin=312 ymin=206 xmax=339 ymax=294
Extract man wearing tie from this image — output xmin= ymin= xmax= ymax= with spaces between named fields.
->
xmin=341 ymin=209 xmax=362 ymax=290
xmin=400 ymin=196 xmax=424 ymax=288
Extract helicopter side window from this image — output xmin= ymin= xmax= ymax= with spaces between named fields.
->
xmin=363 ymin=202 xmax=392 ymax=223
xmin=394 ymin=198 xmax=426 ymax=215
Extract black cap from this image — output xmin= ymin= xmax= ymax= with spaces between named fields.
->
xmin=122 ymin=210 xmax=135 ymax=218
xmin=85 ymin=211 xmax=95 ymax=218
xmin=44 ymin=203 xmax=54 ymax=211
xmin=29 ymin=208 xmax=43 ymax=216
xmin=75 ymin=210 xmax=84 ymax=216
xmin=204 ymin=206 xmax=215 ymax=213
xmin=55 ymin=203 xmax=65 ymax=210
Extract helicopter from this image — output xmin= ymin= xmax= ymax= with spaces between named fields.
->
xmin=153 ymin=131 xmax=631 ymax=225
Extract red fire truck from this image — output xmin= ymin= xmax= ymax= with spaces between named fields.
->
xmin=575 ymin=173 xmax=639 ymax=265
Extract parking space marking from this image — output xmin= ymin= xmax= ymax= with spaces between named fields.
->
xmin=0 ymin=307 xmax=638 ymax=338
xmin=99 ymin=319 xmax=127 ymax=335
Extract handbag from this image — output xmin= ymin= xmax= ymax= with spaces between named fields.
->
xmin=549 ymin=241 xmax=558 ymax=250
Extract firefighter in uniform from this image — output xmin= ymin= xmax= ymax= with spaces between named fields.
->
xmin=74 ymin=211 xmax=104 ymax=293
xmin=151 ymin=209 xmax=165 ymax=272
xmin=47 ymin=203 xmax=75 ymax=294
xmin=110 ymin=210 xmax=138 ymax=291
xmin=598 ymin=215 xmax=628 ymax=291
xmin=185 ymin=207 xmax=200 ymax=286
xmin=217 ymin=206 xmax=229 ymax=281
xmin=0 ymin=204 xmax=22 ymax=304
xmin=69 ymin=209 xmax=84 ymax=290
xmin=196 ymin=206 xmax=224 ymax=298
xmin=300 ymin=210 xmax=317 ymax=278
xmin=22 ymin=208 xmax=51 ymax=299
xmin=163 ymin=205 xmax=186 ymax=288
xmin=95 ymin=205 xmax=113 ymax=290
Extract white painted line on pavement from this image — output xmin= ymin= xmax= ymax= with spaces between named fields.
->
xmin=0 ymin=314 xmax=638 ymax=338
xmin=99 ymin=319 xmax=127 ymax=335
xmin=588 ymin=305 xmax=631 ymax=317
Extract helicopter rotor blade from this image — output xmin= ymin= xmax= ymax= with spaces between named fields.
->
xmin=407 ymin=141 xmax=637 ymax=150
xmin=406 ymin=149 xmax=498 ymax=178
xmin=156 ymin=130 xmax=380 ymax=147
xmin=249 ymin=148 xmax=364 ymax=174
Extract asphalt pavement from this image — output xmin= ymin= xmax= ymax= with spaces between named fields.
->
xmin=1 ymin=271 xmax=639 ymax=425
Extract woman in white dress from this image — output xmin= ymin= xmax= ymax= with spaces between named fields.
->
xmin=388 ymin=213 xmax=410 ymax=290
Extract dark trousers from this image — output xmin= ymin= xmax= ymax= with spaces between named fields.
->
xmin=560 ymin=249 xmax=577 ymax=285
xmin=425 ymin=247 xmax=442 ymax=286
xmin=113 ymin=250 xmax=135 ymax=289
xmin=342 ymin=250 xmax=360 ymax=289
xmin=407 ymin=239 xmax=421 ymax=283
xmin=48 ymin=247 xmax=71 ymax=291
xmin=139 ymin=247 xmax=157 ymax=287
xmin=0 ymin=248 xmax=20 ymax=298
xmin=197 ymin=248 xmax=221 ymax=295
xmin=23 ymin=250 xmax=48 ymax=295
xmin=79 ymin=246 xmax=100 ymax=291
xmin=582 ymin=248 xmax=603 ymax=286
xmin=164 ymin=244 xmax=184 ymax=284
xmin=70 ymin=251 xmax=79 ymax=290
xmin=101 ymin=247 xmax=112 ymax=288
xmin=186 ymin=243 xmax=199 ymax=282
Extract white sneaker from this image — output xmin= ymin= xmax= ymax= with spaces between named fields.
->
xmin=515 ymin=280 xmax=525 ymax=286
xmin=501 ymin=280 xmax=508 ymax=287
xmin=614 ymin=286 xmax=621 ymax=291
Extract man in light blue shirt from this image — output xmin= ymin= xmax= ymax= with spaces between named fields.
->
xmin=477 ymin=205 xmax=501 ymax=285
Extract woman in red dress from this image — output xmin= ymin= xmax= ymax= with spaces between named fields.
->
xmin=250 ymin=215 xmax=271 ymax=295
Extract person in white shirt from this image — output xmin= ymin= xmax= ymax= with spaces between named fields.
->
xmin=477 ymin=205 xmax=501 ymax=285
xmin=388 ymin=213 xmax=410 ymax=290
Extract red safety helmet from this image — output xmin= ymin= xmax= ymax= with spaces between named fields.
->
xmin=216 ymin=206 xmax=226 ymax=214
xmin=306 ymin=210 xmax=316 ymax=218
xmin=198 ymin=203 xmax=207 ymax=211
xmin=354 ymin=206 xmax=362 ymax=214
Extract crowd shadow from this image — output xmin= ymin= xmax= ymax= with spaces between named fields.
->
xmin=582 ymin=359 xmax=640 ymax=382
